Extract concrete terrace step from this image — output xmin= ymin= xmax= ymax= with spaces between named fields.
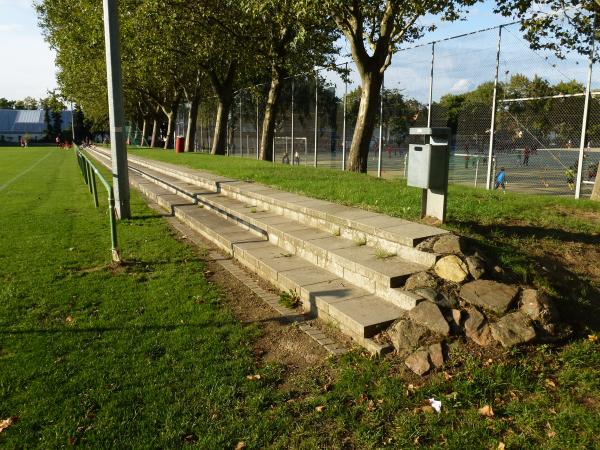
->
xmin=93 ymin=148 xmax=447 ymax=265
xmin=109 ymin=156 xmax=427 ymax=310
xmin=88 ymin=149 xmax=400 ymax=353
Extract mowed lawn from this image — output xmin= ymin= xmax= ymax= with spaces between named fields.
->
xmin=1 ymin=146 xmax=599 ymax=449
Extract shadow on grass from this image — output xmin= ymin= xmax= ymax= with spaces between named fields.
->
xmin=0 ymin=323 xmax=212 ymax=335
xmin=455 ymin=220 xmax=600 ymax=332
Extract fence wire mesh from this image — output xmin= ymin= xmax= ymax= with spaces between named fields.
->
xmin=137 ymin=20 xmax=598 ymax=199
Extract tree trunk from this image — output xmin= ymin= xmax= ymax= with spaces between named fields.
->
xmin=164 ymin=111 xmax=175 ymax=149
xmin=141 ymin=118 xmax=147 ymax=147
xmin=259 ymin=66 xmax=284 ymax=161
xmin=211 ymin=98 xmax=231 ymax=155
xmin=150 ymin=118 xmax=159 ymax=147
xmin=185 ymin=96 xmax=199 ymax=152
xmin=347 ymin=71 xmax=383 ymax=172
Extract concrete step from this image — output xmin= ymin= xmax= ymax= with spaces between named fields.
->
xmin=113 ymin=157 xmax=426 ymax=309
xmin=89 ymin=149 xmax=399 ymax=353
xmin=92 ymin=148 xmax=446 ymax=266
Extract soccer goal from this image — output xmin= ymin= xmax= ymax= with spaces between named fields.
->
xmin=273 ymin=136 xmax=308 ymax=165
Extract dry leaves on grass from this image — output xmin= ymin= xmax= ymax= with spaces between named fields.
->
xmin=234 ymin=441 xmax=246 ymax=450
xmin=0 ymin=416 xmax=17 ymax=433
xmin=315 ymin=405 xmax=326 ymax=412
xmin=478 ymin=405 xmax=495 ymax=417
xmin=246 ymin=374 xmax=261 ymax=381
xmin=498 ymin=442 xmax=506 ymax=450
xmin=588 ymin=334 xmax=598 ymax=342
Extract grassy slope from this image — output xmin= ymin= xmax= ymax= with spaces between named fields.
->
xmin=1 ymin=147 xmax=598 ymax=448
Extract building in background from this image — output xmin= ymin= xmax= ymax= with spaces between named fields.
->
xmin=0 ymin=109 xmax=72 ymax=143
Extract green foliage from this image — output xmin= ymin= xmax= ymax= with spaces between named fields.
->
xmin=279 ymin=290 xmax=301 ymax=309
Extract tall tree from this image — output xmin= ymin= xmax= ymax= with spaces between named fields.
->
xmin=322 ymin=0 xmax=478 ymax=172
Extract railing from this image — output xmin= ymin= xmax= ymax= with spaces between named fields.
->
xmin=76 ymin=146 xmax=120 ymax=262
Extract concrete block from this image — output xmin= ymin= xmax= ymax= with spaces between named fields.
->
xmin=328 ymin=295 xmax=403 ymax=337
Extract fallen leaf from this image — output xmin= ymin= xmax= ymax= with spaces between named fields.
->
xmin=588 ymin=334 xmax=598 ymax=342
xmin=443 ymin=371 xmax=453 ymax=380
xmin=65 ymin=315 xmax=74 ymax=324
xmin=547 ymin=430 xmax=556 ymax=438
xmin=0 ymin=416 xmax=17 ymax=433
xmin=234 ymin=441 xmax=247 ymax=450
xmin=246 ymin=374 xmax=261 ymax=381
xmin=498 ymin=442 xmax=506 ymax=450
xmin=478 ymin=405 xmax=495 ymax=417
xmin=545 ymin=378 xmax=557 ymax=389
xmin=315 ymin=405 xmax=325 ymax=412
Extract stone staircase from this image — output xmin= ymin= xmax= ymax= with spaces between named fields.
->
xmin=88 ymin=147 xmax=449 ymax=354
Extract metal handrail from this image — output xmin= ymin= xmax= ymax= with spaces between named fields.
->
xmin=75 ymin=146 xmax=120 ymax=262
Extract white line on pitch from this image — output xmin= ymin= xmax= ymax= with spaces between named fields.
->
xmin=0 ymin=151 xmax=54 ymax=192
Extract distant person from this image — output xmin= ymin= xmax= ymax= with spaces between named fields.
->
xmin=281 ymin=152 xmax=290 ymax=165
xmin=565 ymin=166 xmax=575 ymax=190
xmin=494 ymin=167 xmax=507 ymax=193
xmin=293 ymin=151 xmax=300 ymax=165
xmin=588 ymin=162 xmax=598 ymax=181
xmin=566 ymin=139 xmax=572 ymax=149
xmin=55 ymin=136 xmax=61 ymax=147
xmin=523 ymin=146 xmax=531 ymax=166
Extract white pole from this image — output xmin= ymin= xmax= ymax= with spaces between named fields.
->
xmin=291 ymin=78 xmax=295 ymax=160
xmin=475 ymin=159 xmax=479 ymax=188
xmin=256 ymin=101 xmax=259 ymax=159
xmin=314 ymin=69 xmax=318 ymax=167
xmin=70 ymin=102 xmax=75 ymax=142
xmin=575 ymin=19 xmax=595 ymax=199
xmin=427 ymin=43 xmax=435 ymax=127
xmin=377 ymin=75 xmax=384 ymax=178
xmin=486 ymin=26 xmax=503 ymax=190
xmin=239 ymin=92 xmax=242 ymax=157
xmin=342 ymin=62 xmax=347 ymax=171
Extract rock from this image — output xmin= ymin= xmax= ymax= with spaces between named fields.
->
xmin=432 ymin=234 xmax=464 ymax=255
xmin=428 ymin=343 xmax=445 ymax=368
xmin=416 ymin=236 xmax=439 ymax=253
xmin=415 ymin=288 xmax=438 ymax=302
xmin=388 ymin=319 xmax=429 ymax=356
xmin=434 ymin=255 xmax=469 ymax=283
xmin=465 ymin=255 xmax=486 ymax=280
xmin=409 ymin=301 xmax=450 ymax=336
xmin=460 ymin=280 xmax=519 ymax=315
xmin=490 ymin=311 xmax=536 ymax=347
xmin=520 ymin=289 xmax=559 ymax=324
xmin=404 ymin=271 xmax=437 ymax=291
xmin=464 ymin=308 xmax=494 ymax=346
xmin=437 ymin=291 xmax=459 ymax=309
xmin=450 ymin=309 xmax=462 ymax=328
xmin=405 ymin=349 xmax=431 ymax=376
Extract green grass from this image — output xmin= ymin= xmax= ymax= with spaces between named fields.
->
xmin=1 ymin=147 xmax=599 ymax=448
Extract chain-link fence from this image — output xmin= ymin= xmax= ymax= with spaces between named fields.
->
xmin=135 ymin=20 xmax=598 ymax=199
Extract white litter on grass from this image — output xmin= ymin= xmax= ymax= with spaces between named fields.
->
xmin=429 ymin=398 xmax=442 ymax=413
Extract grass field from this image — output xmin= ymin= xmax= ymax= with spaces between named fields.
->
xmin=1 ymin=146 xmax=599 ymax=448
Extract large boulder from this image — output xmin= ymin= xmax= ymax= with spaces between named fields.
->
xmin=432 ymin=234 xmax=465 ymax=255
xmin=388 ymin=319 xmax=429 ymax=356
xmin=460 ymin=280 xmax=519 ymax=315
xmin=434 ymin=255 xmax=469 ymax=283
xmin=404 ymin=271 xmax=437 ymax=291
xmin=409 ymin=301 xmax=450 ymax=336
xmin=490 ymin=311 xmax=536 ymax=347
xmin=520 ymin=289 xmax=559 ymax=325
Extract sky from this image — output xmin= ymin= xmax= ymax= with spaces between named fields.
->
xmin=0 ymin=1 xmax=592 ymax=103
xmin=0 ymin=0 xmax=57 ymax=100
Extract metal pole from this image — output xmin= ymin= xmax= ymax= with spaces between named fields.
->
xmin=575 ymin=19 xmax=595 ymax=199
xmin=239 ymin=92 xmax=242 ymax=157
xmin=377 ymin=75 xmax=384 ymax=178
xmin=486 ymin=25 xmax=503 ymax=190
xmin=102 ymin=0 xmax=130 ymax=219
xmin=71 ymin=102 xmax=75 ymax=143
xmin=342 ymin=62 xmax=348 ymax=171
xmin=427 ymin=42 xmax=435 ymax=127
xmin=475 ymin=159 xmax=479 ymax=188
xmin=291 ymin=78 xmax=295 ymax=161
xmin=91 ymin=171 xmax=99 ymax=208
xmin=256 ymin=102 xmax=260 ymax=159
xmin=314 ymin=69 xmax=318 ymax=167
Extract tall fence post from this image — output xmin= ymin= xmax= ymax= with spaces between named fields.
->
xmin=427 ymin=42 xmax=435 ymax=127
xmin=102 ymin=0 xmax=130 ymax=219
xmin=486 ymin=25 xmax=503 ymax=190
xmin=342 ymin=62 xmax=348 ymax=171
xmin=576 ymin=19 xmax=595 ymax=199
xmin=314 ymin=68 xmax=318 ymax=167
xmin=377 ymin=74 xmax=384 ymax=178
xmin=291 ymin=78 xmax=295 ymax=161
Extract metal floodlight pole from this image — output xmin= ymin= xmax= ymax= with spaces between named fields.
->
xmin=486 ymin=25 xmax=503 ymax=190
xmin=427 ymin=42 xmax=435 ymax=127
xmin=70 ymin=102 xmax=75 ymax=142
xmin=314 ymin=69 xmax=318 ymax=167
xmin=256 ymin=101 xmax=260 ymax=159
xmin=342 ymin=62 xmax=348 ymax=171
xmin=239 ymin=92 xmax=242 ymax=157
xmin=377 ymin=75 xmax=384 ymax=178
xmin=291 ymin=78 xmax=295 ymax=159
xmin=575 ymin=19 xmax=595 ymax=199
xmin=102 ymin=0 xmax=130 ymax=219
